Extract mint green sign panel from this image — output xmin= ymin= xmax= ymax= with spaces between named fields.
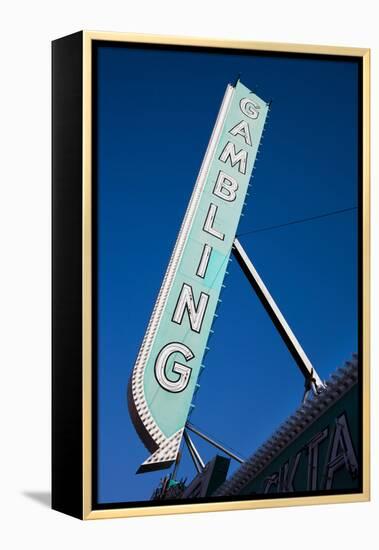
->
xmin=128 ymin=81 xmax=269 ymax=472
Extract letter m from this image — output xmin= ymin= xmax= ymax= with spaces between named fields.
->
xmin=219 ymin=141 xmax=247 ymax=174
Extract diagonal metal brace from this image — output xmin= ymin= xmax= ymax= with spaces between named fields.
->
xmin=232 ymin=238 xmax=325 ymax=394
xmin=183 ymin=429 xmax=205 ymax=474
xmin=186 ymin=422 xmax=245 ymax=463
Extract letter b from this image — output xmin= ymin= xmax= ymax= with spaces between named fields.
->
xmin=213 ymin=170 xmax=238 ymax=202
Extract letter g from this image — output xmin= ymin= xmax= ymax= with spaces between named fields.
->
xmin=154 ymin=342 xmax=194 ymax=393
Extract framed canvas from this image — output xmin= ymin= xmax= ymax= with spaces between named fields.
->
xmin=52 ymin=31 xmax=370 ymax=520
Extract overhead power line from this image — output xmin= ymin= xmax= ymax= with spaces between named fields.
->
xmin=237 ymin=206 xmax=357 ymax=237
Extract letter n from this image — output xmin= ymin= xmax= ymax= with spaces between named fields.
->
xmin=172 ymin=283 xmax=209 ymax=333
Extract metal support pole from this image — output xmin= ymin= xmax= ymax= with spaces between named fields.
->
xmin=186 ymin=422 xmax=245 ymax=464
xmin=172 ymin=447 xmax=182 ymax=479
xmin=183 ymin=430 xmax=205 ymax=473
xmin=232 ymin=238 xmax=325 ymax=394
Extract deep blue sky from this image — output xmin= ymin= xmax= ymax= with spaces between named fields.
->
xmin=96 ymin=44 xmax=359 ymax=503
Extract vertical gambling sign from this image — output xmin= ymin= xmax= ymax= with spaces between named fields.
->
xmin=128 ymin=80 xmax=269 ymax=472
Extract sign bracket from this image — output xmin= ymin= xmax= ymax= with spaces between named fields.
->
xmin=183 ymin=430 xmax=205 ymax=473
xmin=186 ymin=422 xmax=245 ymax=464
xmin=232 ymin=238 xmax=326 ymax=396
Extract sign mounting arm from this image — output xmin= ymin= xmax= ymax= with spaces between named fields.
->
xmin=232 ymin=238 xmax=325 ymax=394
